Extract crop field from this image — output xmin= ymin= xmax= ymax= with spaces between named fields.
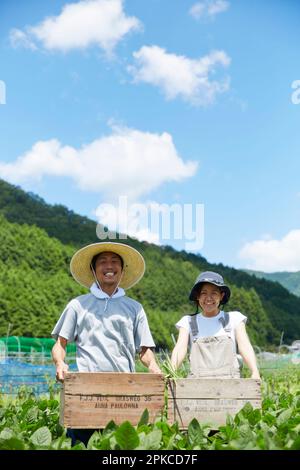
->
xmin=0 ymin=366 xmax=300 ymax=450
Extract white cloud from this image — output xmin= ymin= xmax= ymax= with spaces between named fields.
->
xmin=189 ymin=1 xmax=230 ymax=20
xmin=9 ymin=28 xmax=37 ymax=50
xmin=9 ymin=0 xmax=141 ymax=54
xmin=238 ymin=230 xmax=300 ymax=272
xmin=128 ymin=45 xmax=230 ymax=106
xmin=0 ymin=126 xmax=197 ymax=201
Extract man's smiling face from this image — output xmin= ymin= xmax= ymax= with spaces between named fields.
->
xmin=94 ymin=251 xmax=123 ymax=293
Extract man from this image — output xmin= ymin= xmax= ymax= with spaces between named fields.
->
xmin=52 ymin=242 xmax=161 ymax=445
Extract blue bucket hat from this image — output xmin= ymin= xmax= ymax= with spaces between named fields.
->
xmin=189 ymin=271 xmax=231 ymax=305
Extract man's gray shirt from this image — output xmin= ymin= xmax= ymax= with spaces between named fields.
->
xmin=52 ymin=293 xmax=156 ymax=372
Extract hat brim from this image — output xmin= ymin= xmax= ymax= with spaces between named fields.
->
xmin=70 ymin=242 xmax=145 ymax=290
xmin=189 ymin=282 xmax=231 ymax=305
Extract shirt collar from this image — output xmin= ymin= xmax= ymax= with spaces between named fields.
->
xmin=90 ymin=282 xmax=125 ymax=299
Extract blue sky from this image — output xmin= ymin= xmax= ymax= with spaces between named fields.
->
xmin=0 ymin=0 xmax=300 ymax=272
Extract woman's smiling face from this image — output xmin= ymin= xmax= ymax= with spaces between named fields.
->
xmin=197 ymin=282 xmax=224 ymax=317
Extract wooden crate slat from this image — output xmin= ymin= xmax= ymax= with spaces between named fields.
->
xmin=171 ymin=398 xmax=262 ymax=428
xmin=172 ymin=378 xmax=261 ymax=399
xmin=64 ymin=372 xmax=164 ymax=396
xmin=166 ymin=398 xmax=175 ymax=423
xmin=59 ymin=388 xmax=65 ymax=426
xmin=62 ymin=393 xmax=164 ymax=428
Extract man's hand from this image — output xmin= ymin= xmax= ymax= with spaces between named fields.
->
xmin=148 ymin=362 xmax=162 ymax=374
xmin=139 ymin=347 xmax=162 ymax=374
xmin=52 ymin=336 xmax=68 ymax=381
xmin=55 ymin=361 xmax=69 ymax=382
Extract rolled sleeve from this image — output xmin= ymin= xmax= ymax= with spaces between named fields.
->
xmin=51 ymin=300 xmax=78 ymax=342
xmin=134 ymin=308 xmax=156 ymax=352
xmin=230 ymin=311 xmax=247 ymax=329
xmin=175 ymin=315 xmax=190 ymax=332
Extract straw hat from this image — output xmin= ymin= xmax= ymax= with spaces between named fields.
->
xmin=70 ymin=242 xmax=145 ymax=289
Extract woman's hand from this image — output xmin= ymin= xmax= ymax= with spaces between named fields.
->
xmin=250 ymin=371 xmax=261 ymax=380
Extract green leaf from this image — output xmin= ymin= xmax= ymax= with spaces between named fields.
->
xmin=289 ymin=435 xmax=300 ymax=450
xmin=276 ymin=408 xmax=293 ymax=427
xmin=59 ymin=436 xmax=72 ymax=450
xmin=86 ymin=431 xmax=101 ymax=449
xmin=138 ymin=408 xmax=149 ymax=427
xmin=248 ymin=408 xmax=262 ymax=426
xmin=0 ymin=428 xmax=14 ymax=440
xmin=30 ymin=426 xmax=52 ymax=448
xmin=38 ymin=400 xmax=49 ymax=411
xmin=99 ymin=437 xmax=112 ymax=450
xmin=291 ymin=422 xmax=300 ymax=433
xmin=48 ymin=399 xmax=59 ymax=409
xmin=26 ymin=406 xmax=39 ymax=424
xmin=71 ymin=442 xmax=87 ymax=450
xmin=138 ymin=429 xmax=162 ymax=450
xmin=50 ymin=436 xmax=71 ymax=450
xmin=115 ymin=421 xmax=140 ymax=450
xmin=155 ymin=420 xmax=173 ymax=438
xmin=188 ymin=419 xmax=202 ymax=447
xmin=0 ymin=438 xmax=25 ymax=450
xmin=165 ymin=434 xmax=177 ymax=450
xmin=241 ymin=402 xmax=254 ymax=416
xmin=236 ymin=424 xmax=255 ymax=441
xmin=102 ymin=420 xmax=117 ymax=436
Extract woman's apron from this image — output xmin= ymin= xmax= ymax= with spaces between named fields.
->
xmin=188 ymin=312 xmax=240 ymax=379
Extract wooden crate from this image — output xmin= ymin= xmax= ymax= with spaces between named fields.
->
xmin=168 ymin=378 xmax=261 ymax=428
xmin=60 ymin=372 xmax=165 ymax=428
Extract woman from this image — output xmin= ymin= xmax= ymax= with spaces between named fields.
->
xmin=171 ymin=271 xmax=260 ymax=379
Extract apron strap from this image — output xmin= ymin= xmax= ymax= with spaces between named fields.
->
xmin=219 ymin=311 xmax=231 ymax=333
xmin=188 ymin=314 xmax=199 ymax=342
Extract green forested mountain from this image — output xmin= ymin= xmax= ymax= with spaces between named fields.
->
xmin=245 ymin=269 xmax=300 ymax=298
xmin=0 ymin=178 xmax=300 ymax=349
xmin=0 ymin=179 xmax=98 ymax=246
